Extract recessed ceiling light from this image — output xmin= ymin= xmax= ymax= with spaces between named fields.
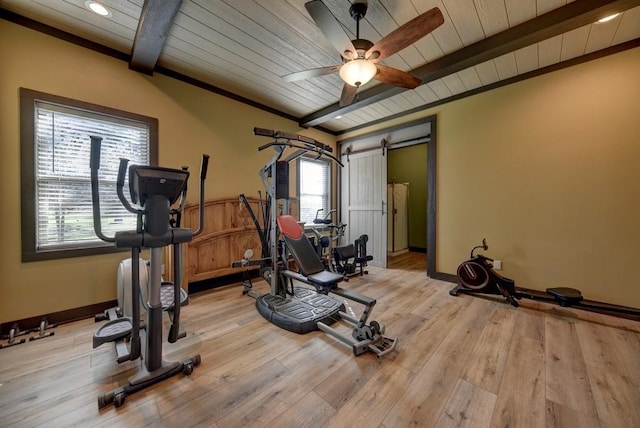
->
xmin=335 ymin=116 xmax=342 ymax=119
xmin=597 ymin=13 xmax=620 ymax=23
xmin=85 ymin=1 xmax=112 ymax=17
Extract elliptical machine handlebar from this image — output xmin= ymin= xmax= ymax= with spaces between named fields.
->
xmin=192 ymin=154 xmax=210 ymax=237
xmin=167 ymin=153 xmax=208 ymax=343
xmin=200 ymin=154 xmax=210 ymax=180
xmin=90 ymin=136 xmax=210 ymax=239
xmin=116 ymin=158 xmax=138 ymax=214
xmin=90 ymin=136 xmax=115 ymax=243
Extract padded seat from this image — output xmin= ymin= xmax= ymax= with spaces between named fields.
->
xmin=277 ymin=214 xmax=344 ymax=290
xmin=307 ymin=270 xmax=343 ymax=289
xmin=546 ymin=287 xmax=583 ymax=306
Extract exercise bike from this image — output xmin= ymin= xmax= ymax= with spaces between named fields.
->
xmin=450 ymin=239 xmax=640 ymax=320
xmin=450 ymin=239 xmax=519 ymax=307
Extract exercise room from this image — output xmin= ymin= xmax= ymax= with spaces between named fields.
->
xmin=1 ymin=1 xmax=639 ymax=427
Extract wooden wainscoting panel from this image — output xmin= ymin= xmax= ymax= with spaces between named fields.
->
xmin=166 ymin=197 xmax=263 ymax=288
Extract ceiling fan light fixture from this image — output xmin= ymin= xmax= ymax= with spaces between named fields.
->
xmin=339 ymin=59 xmax=377 ymax=87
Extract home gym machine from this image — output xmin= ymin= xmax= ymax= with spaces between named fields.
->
xmin=451 ymin=239 xmax=640 ymax=319
xmin=234 ymin=128 xmax=396 ymax=357
xmin=90 ymin=135 xmax=209 ymax=408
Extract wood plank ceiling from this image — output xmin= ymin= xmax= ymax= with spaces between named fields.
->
xmin=2 ymin=0 xmax=640 ymax=134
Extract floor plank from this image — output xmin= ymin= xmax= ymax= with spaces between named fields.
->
xmin=545 ymin=316 xmax=598 ymax=417
xmin=436 ymin=378 xmax=497 ymax=427
xmin=0 ymin=252 xmax=638 ymax=427
xmin=490 ymin=334 xmax=546 ymax=427
xmin=545 ymin=399 xmax=601 ymax=428
xmin=587 ymin=365 xmax=640 ymax=427
xmin=461 ymin=307 xmax=517 ymax=394
xmin=381 ymin=297 xmax=493 ymax=427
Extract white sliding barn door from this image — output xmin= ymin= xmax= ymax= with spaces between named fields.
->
xmin=341 ymin=150 xmax=387 ymax=268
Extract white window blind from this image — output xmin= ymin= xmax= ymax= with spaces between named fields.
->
xmin=299 ymin=157 xmax=331 ymax=224
xmin=35 ymin=101 xmax=149 ymax=252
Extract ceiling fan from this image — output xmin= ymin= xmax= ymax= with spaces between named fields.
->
xmin=283 ymin=0 xmax=445 ymax=107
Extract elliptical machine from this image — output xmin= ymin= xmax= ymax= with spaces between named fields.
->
xmin=90 ymin=135 xmax=209 ymax=408
xmin=451 ymin=239 xmax=640 ymax=320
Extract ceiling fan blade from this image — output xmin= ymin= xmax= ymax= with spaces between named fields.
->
xmin=366 ymin=7 xmax=444 ymax=63
xmin=282 ymin=65 xmax=341 ymax=82
xmin=339 ymin=83 xmax=358 ymax=107
xmin=305 ymin=0 xmax=356 ymax=59
xmin=374 ymin=65 xmax=421 ymax=89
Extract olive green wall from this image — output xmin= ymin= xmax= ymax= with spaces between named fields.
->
xmin=3 ymin=18 xmax=640 ymax=322
xmin=342 ymin=46 xmax=640 ymax=308
xmin=387 ymin=144 xmax=428 ymax=250
xmin=0 ymin=20 xmax=336 ymax=324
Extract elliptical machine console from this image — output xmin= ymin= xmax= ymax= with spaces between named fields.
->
xmin=90 ymin=135 xmax=209 ymax=408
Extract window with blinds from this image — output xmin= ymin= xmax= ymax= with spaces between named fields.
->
xmin=298 ymin=157 xmax=331 ymax=224
xmin=20 ymin=88 xmax=157 ymax=261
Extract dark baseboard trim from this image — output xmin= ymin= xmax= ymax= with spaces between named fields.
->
xmin=431 ymin=272 xmax=458 ymax=283
xmin=409 ymin=246 xmax=427 ymax=254
xmin=1 ymin=300 xmax=117 ymax=336
xmin=0 ymin=270 xmax=258 ymax=336
xmin=189 ymin=270 xmax=260 ymax=295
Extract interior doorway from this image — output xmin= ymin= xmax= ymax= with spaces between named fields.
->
xmin=387 ymin=143 xmax=428 ymax=265
xmin=338 ymin=115 xmax=436 ymax=276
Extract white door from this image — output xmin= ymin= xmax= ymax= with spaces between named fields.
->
xmin=341 ymin=150 xmax=387 ymax=268
xmin=388 ymin=182 xmax=409 ymax=253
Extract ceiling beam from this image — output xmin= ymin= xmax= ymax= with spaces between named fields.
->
xmin=300 ymin=0 xmax=640 ymax=128
xmin=129 ymin=0 xmax=183 ymax=75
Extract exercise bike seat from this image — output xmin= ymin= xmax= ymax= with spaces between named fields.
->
xmin=546 ymin=287 xmax=583 ymax=306
xmin=313 ymin=218 xmax=332 ymax=225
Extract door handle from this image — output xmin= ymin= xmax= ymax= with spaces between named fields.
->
xmin=381 ymin=200 xmax=386 ymax=215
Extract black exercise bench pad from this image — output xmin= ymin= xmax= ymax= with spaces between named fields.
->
xmin=277 ymin=215 xmax=342 ymax=280
xmin=255 ymin=287 xmax=343 ymax=334
xmin=282 ymin=269 xmax=343 ymax=290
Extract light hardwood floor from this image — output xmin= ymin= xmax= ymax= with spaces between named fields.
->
xmin=1 ymin=252 xmax=639 ymax=427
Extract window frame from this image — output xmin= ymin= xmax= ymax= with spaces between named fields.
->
xmin=20 ymin=88 xmax=158 ymax=262
xmin=296 ymin=155 xmax=332 ymax=224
